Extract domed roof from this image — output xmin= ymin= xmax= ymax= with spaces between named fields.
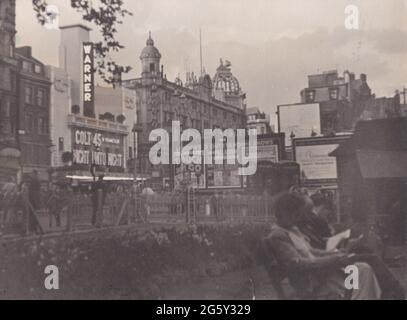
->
xmin=140 ymin=32 xmax=161 ymax=60
xmin=213 ymin=59 xmax=240 ymax=95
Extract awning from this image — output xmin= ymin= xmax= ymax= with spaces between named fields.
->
xmin=356 ymin=150 xmax=407 ymax=179
xmin=0 ymin=147 xmax=21 ymax=158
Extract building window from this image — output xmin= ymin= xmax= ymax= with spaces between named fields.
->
xmin=329 ymin=87 xmax=339 ymax=100
xmin=22 ymin=61 xmax=32 ymax=73
xmin=305 ymin=90 xmax=315 ymax=102
xmin=25 ymin=114 xmax=34 ymax=133
xmin=36 ymin=89 xmax=44 ymax=106
xmin=0 ymin=100 xmax=11 ymax=133
xmin=34 ymin=64 xmax=42 ymax=74
xmin=150 ymin=63 xmax=155 ymax=72
xmin=25 ymin=86 xmax=33 ymax=104
xmin=128 ymin=146 xmax=133 ymax=159
xmin=38 ymin=117 xmax=48 ymax=135
xmin=181 ymin=115 xmax=188 ymax=128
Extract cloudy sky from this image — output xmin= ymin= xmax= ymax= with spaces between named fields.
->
xmin=16 ymin=0 xmax=407 ymax=125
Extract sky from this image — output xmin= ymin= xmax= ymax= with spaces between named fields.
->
xmin=16 ymin=0 xmax=407 ymax=126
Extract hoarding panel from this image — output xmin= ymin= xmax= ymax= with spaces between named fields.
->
xmin=278 ymin=103 xmax=320 ymax=146
xmin=293 ymin=135 xmax=351 ymax=185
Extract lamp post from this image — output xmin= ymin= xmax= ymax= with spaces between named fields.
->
xmin=290 ymin=131 xmax=296 ymax=161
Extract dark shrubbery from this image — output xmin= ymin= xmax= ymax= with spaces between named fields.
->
xmin=0 ymin=223 xmax=269 ymax=299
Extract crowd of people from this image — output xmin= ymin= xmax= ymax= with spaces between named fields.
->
xmin=0 ymin=171 xmax=73 ymax=232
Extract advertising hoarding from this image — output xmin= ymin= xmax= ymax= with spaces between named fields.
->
xmin=278 ymin=103 xmax=321 ymax=146
xmin=71 ymin=128 xmax=125 ymax=169
xmin=293 ymin=135 xmax=352 ymax=185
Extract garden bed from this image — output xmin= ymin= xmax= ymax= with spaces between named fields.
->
xmin=0 ymin=223 xmax=270 ymax=299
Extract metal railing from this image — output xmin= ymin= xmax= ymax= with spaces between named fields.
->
xmin=0 ymin=190 xmax=273 ymax=236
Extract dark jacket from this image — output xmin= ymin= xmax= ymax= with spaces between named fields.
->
xmin=28 ymin=177 xmax=41 ymax=209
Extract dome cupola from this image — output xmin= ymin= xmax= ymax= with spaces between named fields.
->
xmin=140 ymin=32 xmax=161 ymax=77
xmin=213 ymin=59 xmax=241 ymax=95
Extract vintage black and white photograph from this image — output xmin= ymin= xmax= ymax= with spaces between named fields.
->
xmin=0 ymin=0 xmax=406 ymax=302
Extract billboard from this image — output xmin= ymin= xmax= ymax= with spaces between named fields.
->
xmin=278 ymin=103 xmax=320 ymax=146
xmin=174 ymin=163 xmax=205 ymax=189
xmin=293 ymin=135 xmax=351 ymax=185
xmin=72 ymin=128 xmax=125 ymax=169
xmin=206 ymin=164 xmax=242 ymax=189
xmin=256 ymin=134 xmax=284 ymax=163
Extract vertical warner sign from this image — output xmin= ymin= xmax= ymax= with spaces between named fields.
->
xmin=83 ymin=42 xmax=95 ymax=118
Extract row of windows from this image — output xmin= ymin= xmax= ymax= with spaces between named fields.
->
xmin=0 ymin=98 xmax=15 ymax=134
xmin=161 ymin=110 xmax=240 ymax=129
xmin=22 ymin=60 xmax=43 ymax=75
xmin=24 ymin=85 xmax=46 ymax=106
xmin=163 ymin=90 xmax=241 ymax=119
xmin=0 ymin=67 xmax=17 ymax=92
xmin=305 ymin=87 xmax=339 ymax=102
xmin=25 ymin=114 xmax=48 ymax=135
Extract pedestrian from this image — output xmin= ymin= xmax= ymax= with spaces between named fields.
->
xmin=91 ymin=175 xmax=106 ymax=226
xmin=211 ymin=192 xmax=220 ymax=220
xmin=141 ymin=182 xmax=154 ymax=218
xmin=27 ymin=170 xmax=41 ymax=233
xmin=46 ymin=184 xmax=63 ymax=228
xmin=1 ymin=176 xmax=18 ymax=225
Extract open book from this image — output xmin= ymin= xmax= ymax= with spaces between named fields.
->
xmin=326 ymin=229 xmax=351 ymax=251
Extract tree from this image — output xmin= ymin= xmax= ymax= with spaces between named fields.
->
xmin=71 ymin=104 xmax=80 ymax=114
xmin=116 ymin=114 xmax=125 ymax=124
xmin=32 ymin=0 xmax=132 ymax=84
xmin=103 ymin=112 xmax=115 ymax=122
xmin=62 ymin=151 xmax=73 ymax=163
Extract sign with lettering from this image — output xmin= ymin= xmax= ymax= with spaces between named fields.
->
xmin=293 ymin=135 xmax=352 ymax=185
xmin=72 ymin=128 xmax=124 ymax=168
xmin=83 ymin=43 xmax=95 ymax=117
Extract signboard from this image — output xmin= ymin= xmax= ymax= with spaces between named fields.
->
xmin=83 ymin=42 xmax=95 ymax=118
xmin=72 ymin=128 xmax=124 ymax=168
xmin=293 ymin=135 xmax=351 ymax=185
xmin=206 ymin=164 xmax=242 ymax=189
xmin=174 ymin=163 xmax=205 ymax=189
xmin=278 ymin=103 xmax=321 ymax=146
xmin=256 ymin=135 xmax=283 ymax=163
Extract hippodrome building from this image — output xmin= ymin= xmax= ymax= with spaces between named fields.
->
xmin=123 ymin=34 xmax=247 ymax=190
